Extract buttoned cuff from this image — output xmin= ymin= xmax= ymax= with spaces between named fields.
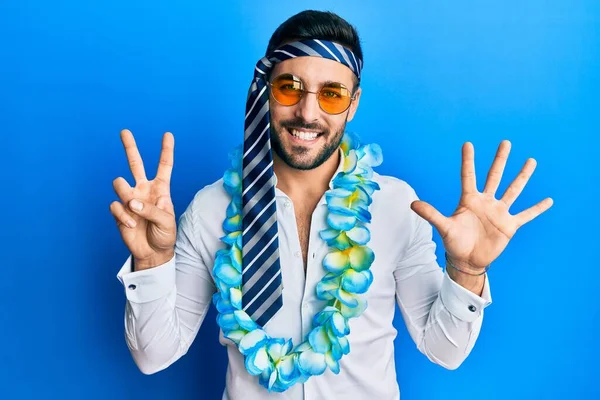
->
xmin=440 ymin=270 xmax=492 ymax=322
xmin=116 ymin=254 xmax=176 ymax=303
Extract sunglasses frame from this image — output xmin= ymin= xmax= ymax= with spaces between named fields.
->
xmin=267 ymin=73 xmax=358 ymax=115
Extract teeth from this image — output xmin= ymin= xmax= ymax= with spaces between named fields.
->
xmin=290 ymin=129 xmax=319 ymax=141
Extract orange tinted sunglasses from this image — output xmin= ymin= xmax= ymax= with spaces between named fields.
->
xmin=267 ymin=74 xmax=356 ymax=115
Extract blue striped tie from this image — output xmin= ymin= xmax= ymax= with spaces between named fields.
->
xmin=241 ymin=39 xmax=363 ymax=327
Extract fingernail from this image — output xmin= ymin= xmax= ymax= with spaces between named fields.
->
xmin=127 ymin=219 xmax=137 ymax=228
xmin=130 ymin=199 xmax=143 ymax=211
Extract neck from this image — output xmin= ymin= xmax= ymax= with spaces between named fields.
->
xmin=273 ymin=149 xmax=341 ymax=199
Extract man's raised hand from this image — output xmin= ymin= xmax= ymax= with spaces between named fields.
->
xmin=109 ymin=129 xmax=177 ymax=271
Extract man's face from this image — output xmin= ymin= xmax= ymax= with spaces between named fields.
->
xmin=268 ymin=56 xmax=362 ymax=170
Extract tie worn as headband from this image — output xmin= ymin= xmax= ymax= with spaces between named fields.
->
xmin=240 ymin=39 xmax=363 ymax=327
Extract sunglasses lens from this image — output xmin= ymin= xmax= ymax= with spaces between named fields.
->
xmin=269 ymin=74 xmax=353 ymax=114
xmin=318 ymin=86 xmax=352 ymax=114
xmin=270 ymin=75 xmax=303 ymax=106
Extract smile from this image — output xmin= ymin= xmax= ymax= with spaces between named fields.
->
xmin=287 ymin=128 xmax=323 ymax=142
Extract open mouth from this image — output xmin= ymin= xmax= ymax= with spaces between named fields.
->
xmin=286 ymin=128 xmax=324 ymax=143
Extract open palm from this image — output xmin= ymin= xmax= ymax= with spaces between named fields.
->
xmin=411 ymin=140 xmax=553 ymax=271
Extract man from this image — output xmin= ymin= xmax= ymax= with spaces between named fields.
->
xmin=110 ymin=10 xmax=553 ymax=400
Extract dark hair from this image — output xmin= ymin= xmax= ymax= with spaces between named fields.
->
xmin=265 ymin=10 xmax=363 ymax=88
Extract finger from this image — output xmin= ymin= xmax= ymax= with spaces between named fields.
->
xmin=483 ymin=140 xmax=511 ymax=195
xmin=514 ymin=197 xmax=554 ymax=227
xmin=128 ymin=197 xmax=173 ymax=230
xmin=155 ymin=132 xmax=174 ymax=185
xmin=410 ymin=200 xmax=450 ymax=238
xmin=461 ymin=142 xmax=478 ymax=194
xmin=120 ymin=129 xmax=148 ymax=183
xmin=113 ymin=177 xmax=134 ymax=205
xmin=500 ymin=158 xmax=537 ymax=207
xmin=109 ymin=201 xmax=137 ymax=229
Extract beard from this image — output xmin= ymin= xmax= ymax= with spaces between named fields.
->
xmin=270 ymin=116 xmax=347 ymax=171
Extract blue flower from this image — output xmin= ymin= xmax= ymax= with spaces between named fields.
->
xmin=234 ymin=310 xmax=259 ymax=332
xmin=359 ymin=143 xmax=383 ymax=167
xmin=312 ymin=306 xmax=339 ymax=325
xmin=214 ymin=257 xmax=241 ymax=287
xmin=339 ymin=296 xmax=368 ymax=319
xmin=326 ymin=210 xmax=358 ymax=231
xmin=325 ymin=185 xmax=373 ymax=229
xmin=228 ymin=144 xmax=243 ymax=172
xmin=328 ymin=310 xmax=349 ymax=337
xmin=239 ymin=329 xmax=268 ymax=356
xmin=341 ymin=269 xmax=373 ymax=294
xmin=275 ymin=354 xmax=300 ymax=386
xmin=346 ymin=225 xmax=370 ymax=245
xmin=213 ymin=292 xmax=235 ymax=314
xmin=297 ymin=348 xmax=327 ymax=376
xmin=216 ymin=311 xmax=240 ymax=331
xmin=322 ymin=245 xmax=375 ymax=274
xmin=224 ymin=329 xmax=246 ymax=345
xmin=319 ymin=228 xmax=353 ymax=250
xmin=267 ymin=338 xmax=287 ymax=360
xmin=325 ymin=350 xmax=341 ymax=374
xmin=258 ymin=366 xmax=278 ymax=390
xmin=340 ymin=131 xmax=361 ymax=155
xmin=308 ymin=326 xmax=331 ymax=353
xmin=223 ymin=169 xmax=241 ymax=193
xmin=245 ymin=345 xmax=270 ymax=375
xmin=229 ymin=288 xmax=242 ymax=310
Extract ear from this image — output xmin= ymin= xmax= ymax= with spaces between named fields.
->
xmin=346 ymin=87 xmax=362 ymax=122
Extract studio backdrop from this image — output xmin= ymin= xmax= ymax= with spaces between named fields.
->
xmin=1 ymin=0 xmax=597 ymax=399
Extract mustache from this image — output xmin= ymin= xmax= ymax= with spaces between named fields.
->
xmin=280 ymin=118 xmax=326 ymax=132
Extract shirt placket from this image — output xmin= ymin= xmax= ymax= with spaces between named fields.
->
xmin=300 ymin=201 xmax=329 ymax=400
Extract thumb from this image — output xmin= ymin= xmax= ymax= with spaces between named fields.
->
xmin=410 ymin=200 xmax=449 ymax=237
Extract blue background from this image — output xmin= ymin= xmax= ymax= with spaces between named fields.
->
xmin=1 ymin=0 xmax=598 ymax=399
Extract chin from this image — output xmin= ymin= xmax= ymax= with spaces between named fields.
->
xmin=277 ymin=147 xmax=323 ymax=170
xmin=276 ymin=137 xmax=340 ymax=171
xmin=270 ymin=123 xmax=344 ymax=171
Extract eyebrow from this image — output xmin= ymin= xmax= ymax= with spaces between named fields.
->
xmin=321 ymin=80 xmax=345 ymax=87
xmin=277 ymin=74 xmax=347 ymax=88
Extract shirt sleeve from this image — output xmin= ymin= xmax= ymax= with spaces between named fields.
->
xmin=393 ymin=190 xmax=492 ymax=370
xmin=115 ymin=198 xmax=216 ymax=374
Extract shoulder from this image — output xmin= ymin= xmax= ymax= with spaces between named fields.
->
xmin=182 ymin=177 xmax=229 ymax=222
xmin=369 ymin=172 xmax=427 ymax=232
xmin=366 ymin=173 xmax=434 ymax=263
xmin=371 ymin=172 xmax=420 ymax=205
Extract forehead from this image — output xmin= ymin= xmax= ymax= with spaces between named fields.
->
xmin=270 ymin=57 xmax=355 ymax=88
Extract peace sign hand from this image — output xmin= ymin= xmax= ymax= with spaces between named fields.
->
xmin=109 ymin=129 xmax=177 ymax=271
xmin=410 ymin=140 xmax=554 ymax=273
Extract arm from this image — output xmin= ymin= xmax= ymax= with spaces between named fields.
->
xmin=116 ymin=199 xmax=216 ymax=374
xmin=396 ymin=140 xmax=552 ymax=370
xmin=394 ymin=195 xmax=492 ymax=370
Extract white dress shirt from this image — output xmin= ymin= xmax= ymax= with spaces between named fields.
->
xmin=116 ymin=150 xmax=492 ymax=400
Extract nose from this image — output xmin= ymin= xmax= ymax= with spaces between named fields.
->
xmin=294 ymin=91 xmax=321 ymax=122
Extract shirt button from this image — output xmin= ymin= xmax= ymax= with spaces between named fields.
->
xmin=303 ymin=303 xmax=309 ymax=309
xmin=128 ymin=284 xmax=137 ymax=290
xmin=284 ymin=200 xmax=292 ymax=208
xmin=294 ymin=251 xmax=302 ymax=258
xmin=468 ymin=305 xmax=477 ymax=312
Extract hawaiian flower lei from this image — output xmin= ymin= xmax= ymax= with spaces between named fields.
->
xmin=211 ymin=132 xmax=383 ymax=392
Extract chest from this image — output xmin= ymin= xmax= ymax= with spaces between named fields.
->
xmin=290 ymin=198 xmax=320 ymax=272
